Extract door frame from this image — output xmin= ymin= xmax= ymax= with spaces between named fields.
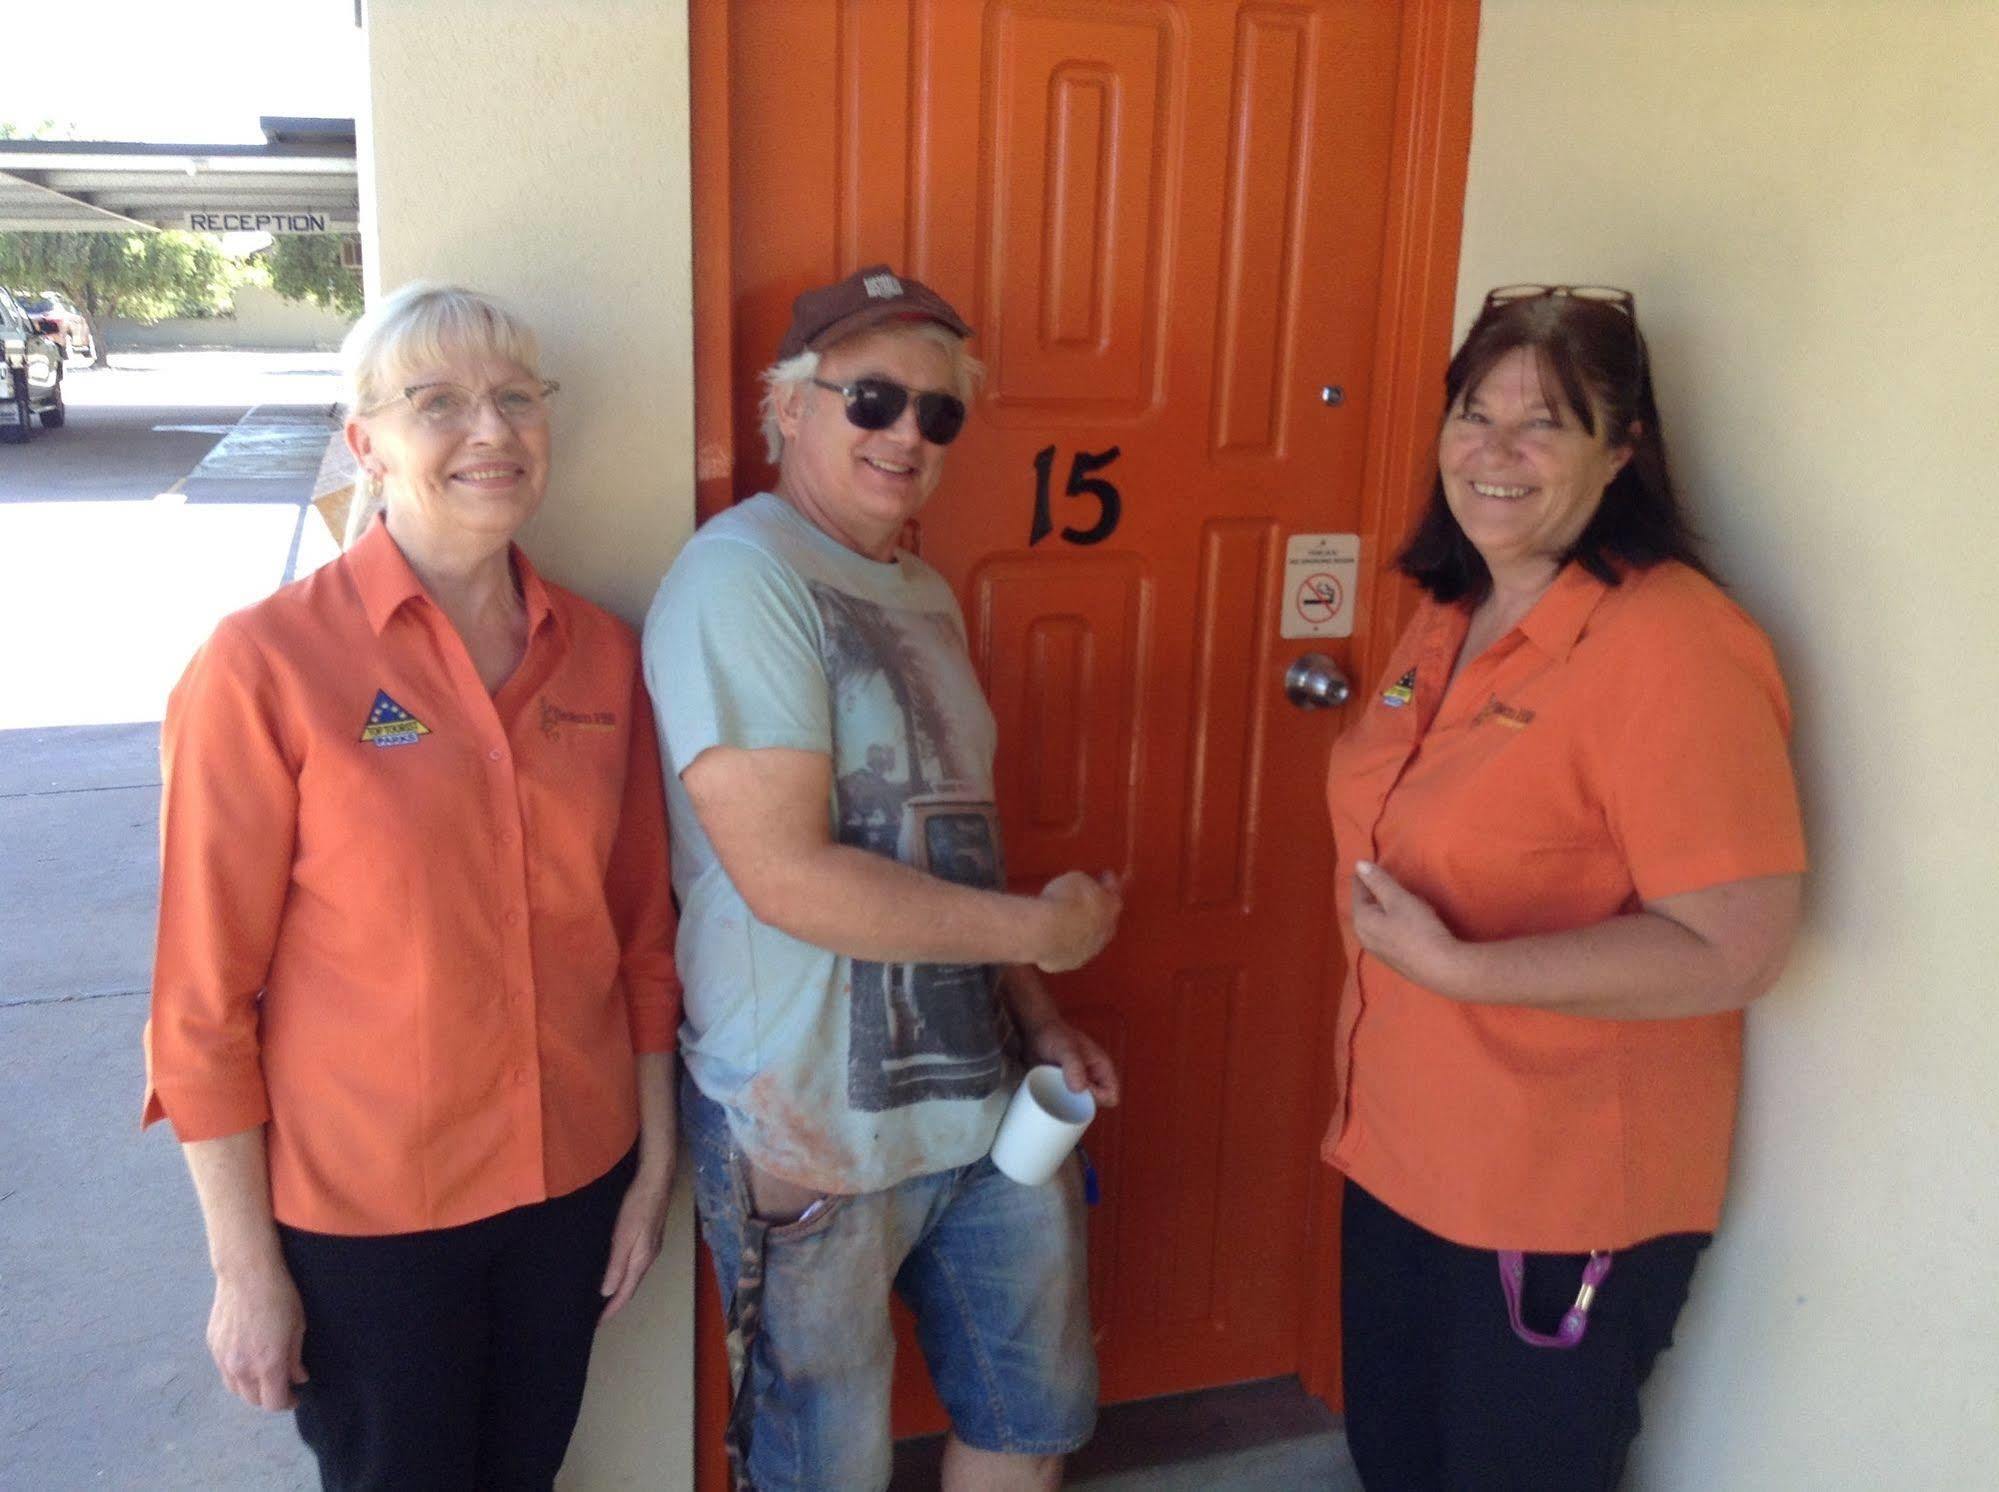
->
xmin=686 ymin=2 xmax=1480 ymax=1482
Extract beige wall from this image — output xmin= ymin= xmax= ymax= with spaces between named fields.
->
xmin=107 ymin=282 xmax=356 ymax=351
xmin=1457 ymin=3 xmax=1999 ymax=1486
xmin=363 ymin=0 xmax=697 ymax=627
xmin=361 ymin=4 xmax=697 ymax=1488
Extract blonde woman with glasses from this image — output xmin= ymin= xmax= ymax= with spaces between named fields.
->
xmin=143 ymin=283 xmax=682 ymax=1488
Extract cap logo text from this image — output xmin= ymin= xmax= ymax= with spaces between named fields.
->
xmin=862 ymin=272 xmax=903 ymax=299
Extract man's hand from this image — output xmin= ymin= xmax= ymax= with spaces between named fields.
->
xmin=1026 ymin=1019 xmax=1121 ymax=1107
xmin=1034 ymin=871 xmax=1123 ymax=972
xmin=1351 ymin=860 xmax=1472 ymax=995
xmin=207 ymin=1257 xmax=308 ymax=1411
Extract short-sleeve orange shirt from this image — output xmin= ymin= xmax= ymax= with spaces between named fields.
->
xmin=1323 ymin=560 xmax=1805 ymax=1251
xmin=142 ymin=520 xmax=681 ymax=1236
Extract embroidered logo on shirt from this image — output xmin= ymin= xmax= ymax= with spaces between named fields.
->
xmin=1381 ymin=668 xmax=1416 ymax=708
xmin=1471 ymin=698 xmax=1537 ymax=730
xmin=360 ymin=690 xmax=431 ymax=748
xmin=539 ymin=701 xmax=617 ymax=741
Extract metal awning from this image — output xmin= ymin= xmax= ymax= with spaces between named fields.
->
xmin=0 ymin=117 xmax=358 ymax=234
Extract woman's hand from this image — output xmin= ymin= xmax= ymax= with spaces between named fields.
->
xmin=182 ymin=1130 xmax=307 ymax=1411
xmin=207 ymin=1257 xmax=309 ymax=1411
xmin=1351 ymin=861 xmax=1473 ymax=995
xmin=600 ymin=1147 xmax=676 ymax=1322
xmin=1025 ymin=1018 xmax=1122 ymax=1107
xmin=1353 ymin=861 xmax=1804 ymax=1019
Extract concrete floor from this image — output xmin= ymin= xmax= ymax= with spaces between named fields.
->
xmin=0 ymin=352 xmax=1364 ymax=1490
xmin=2 ymin=355 xmax=340 ymax=1488
xmin=1 ymin=725 xmax=319 ymax=1488
xmin=893 ymin=1377 xmax=1361 ymax=1491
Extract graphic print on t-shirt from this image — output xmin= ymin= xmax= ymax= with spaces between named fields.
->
xmin=810 ymin=581 xmax=1007 ymax=1112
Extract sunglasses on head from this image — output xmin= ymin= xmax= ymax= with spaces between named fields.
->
xmin=810 ymin=376 xmax=967 ymax=446
xmin=1481 ymin=283 xmax=1636 ymax=317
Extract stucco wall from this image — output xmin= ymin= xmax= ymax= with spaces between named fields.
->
xmin=1456 ymin=3 xmax=1999 ymax=1487
xmin=362 ymin=0 xmax=697 ymax=628
xmin=107 ymin=283 xmax=355 ymax=350
xmin=360 ymin=4 xmax=698 ymax=1488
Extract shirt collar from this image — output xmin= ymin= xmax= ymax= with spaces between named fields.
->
xmin=1515 ymin=560 xmax=1615 ymax=662
xmin=347 ymin=514 xmax=558 ymax=639
xmin=348 ymin=516 xmax=426 ymax=634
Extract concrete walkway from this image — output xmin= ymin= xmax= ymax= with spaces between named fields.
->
xmin=1 ymin=725 xmax=318 ymax=1487
xmin=1 ymin=353 xmax=341 ymax=1487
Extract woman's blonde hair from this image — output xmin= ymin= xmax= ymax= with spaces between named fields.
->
xmin=339 ymin=283 xmax=542 ymax=543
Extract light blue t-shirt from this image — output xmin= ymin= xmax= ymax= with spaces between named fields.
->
xmin=642 ymin=493 xmax=1013 ymax=1193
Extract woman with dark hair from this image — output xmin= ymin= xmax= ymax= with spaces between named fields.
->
xmin=1322 ymin=286 xmax=1807 ymax=1490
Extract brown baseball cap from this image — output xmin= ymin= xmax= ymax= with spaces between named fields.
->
xmin=776 ymin=264 xmax=974 ymax=360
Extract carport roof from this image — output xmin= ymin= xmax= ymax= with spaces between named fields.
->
xmin=0 ymin=117 xmax=357 ymax=234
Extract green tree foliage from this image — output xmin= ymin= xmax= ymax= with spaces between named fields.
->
xmin=0 ymin=231 xmax=237 ymax=323
xmin=261 ymin=234 xmax=363 ymax=317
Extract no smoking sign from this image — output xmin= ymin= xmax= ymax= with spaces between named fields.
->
xmin=1282 ymin=534 xmax=1359 ymax=639
xmin=1297 ymin=572 xmax=1344 ymax=623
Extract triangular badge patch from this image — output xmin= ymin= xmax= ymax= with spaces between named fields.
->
xmin=359 ymin=689 xmax=431 ymax=748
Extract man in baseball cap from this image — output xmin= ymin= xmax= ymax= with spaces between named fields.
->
xmin=643 ymin=266 xmax=1123 ymax=1489
xmin=774 ymin=262 xmax=974 ymax=360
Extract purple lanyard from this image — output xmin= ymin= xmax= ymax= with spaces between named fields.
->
xmin=1497 ymin=1249 xmax=1613 ymax=1349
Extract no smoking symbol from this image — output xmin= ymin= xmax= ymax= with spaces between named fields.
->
xmin=1296 ymin=573 xmax=1343 ymax=624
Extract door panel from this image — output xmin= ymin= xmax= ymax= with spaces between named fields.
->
xmin=980 ymin=4 xmax=1169 ymax=414
xmin=712 ymin=0 xmax=1414 ymax=1430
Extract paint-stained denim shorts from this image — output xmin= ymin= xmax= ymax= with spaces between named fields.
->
xmin=681 ymin=1072 xmax=1098 ymax=1492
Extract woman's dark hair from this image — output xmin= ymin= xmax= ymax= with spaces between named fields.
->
xmin=1397 ymin=293 xmax=1710 ymax=604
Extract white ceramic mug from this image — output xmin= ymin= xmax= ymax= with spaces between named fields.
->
xmin=990 ymin=1064 xmax=1095 ymax=1186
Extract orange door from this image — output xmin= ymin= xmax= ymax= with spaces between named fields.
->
xmin=692 ymin=0 xmax=1477 ymax=1452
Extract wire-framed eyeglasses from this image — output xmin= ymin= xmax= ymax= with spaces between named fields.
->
xmin=378 ymin=378 xmax=561 ymax=431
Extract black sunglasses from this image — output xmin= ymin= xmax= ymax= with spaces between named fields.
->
xmin=1481 ymin=283 xmax=1636 ymax=317
xmin=810 ymin=376 xmax=967 ymax=446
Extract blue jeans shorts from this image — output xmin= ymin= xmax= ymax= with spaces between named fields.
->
xmin=681 ymin=1072 xmax=1098 ymax=1491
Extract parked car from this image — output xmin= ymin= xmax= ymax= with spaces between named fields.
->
xmin=13 ymin=290 xmax=95 ymax=363
xmin=0 ymin=288 xmax=66 ymax=441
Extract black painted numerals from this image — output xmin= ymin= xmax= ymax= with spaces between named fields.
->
xmin=1029 ymin=444 xmax=1123 ymax=547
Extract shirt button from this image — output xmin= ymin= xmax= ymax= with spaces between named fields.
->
xmin=504 ymin=910 xmax=521 ymax=927
xmin=499 ymin=829 xmax=517 ymax=846
xmin=487 ymin=747 xmax=504 ymax=762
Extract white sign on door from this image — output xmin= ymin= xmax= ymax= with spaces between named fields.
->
xmin=1281 ymin=532 xmax=1359 ymax=639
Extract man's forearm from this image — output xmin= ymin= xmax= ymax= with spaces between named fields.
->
xmin=999 ymin=964 xmax=1063 ymax=1035
xmin=747 ymin=841 xmax=1056 ymax=966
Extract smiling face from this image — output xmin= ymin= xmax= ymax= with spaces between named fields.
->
xmin=773 ymin=324 xmax=959 ymax=560
xmin=1437 ymin=344 xmax=1633 ymax=589
xmin=346 ymin=350 xmax=551 ymax=552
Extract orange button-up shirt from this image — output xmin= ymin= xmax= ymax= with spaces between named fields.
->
xmin=1323 ymin=560 xmax=1805 ymax=1252
xmin=143 ymin=520 xmax=680 ymax=1236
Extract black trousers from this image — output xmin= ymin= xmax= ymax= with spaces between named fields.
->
xmin=277 ymin=1147 xmax=636 ymax=1492
xmin=1341 ymin=1179 xmax=1708 ymax=1492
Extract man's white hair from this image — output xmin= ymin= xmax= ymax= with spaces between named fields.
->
xmin=757 ymin=321 xmax=984 ymax=466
